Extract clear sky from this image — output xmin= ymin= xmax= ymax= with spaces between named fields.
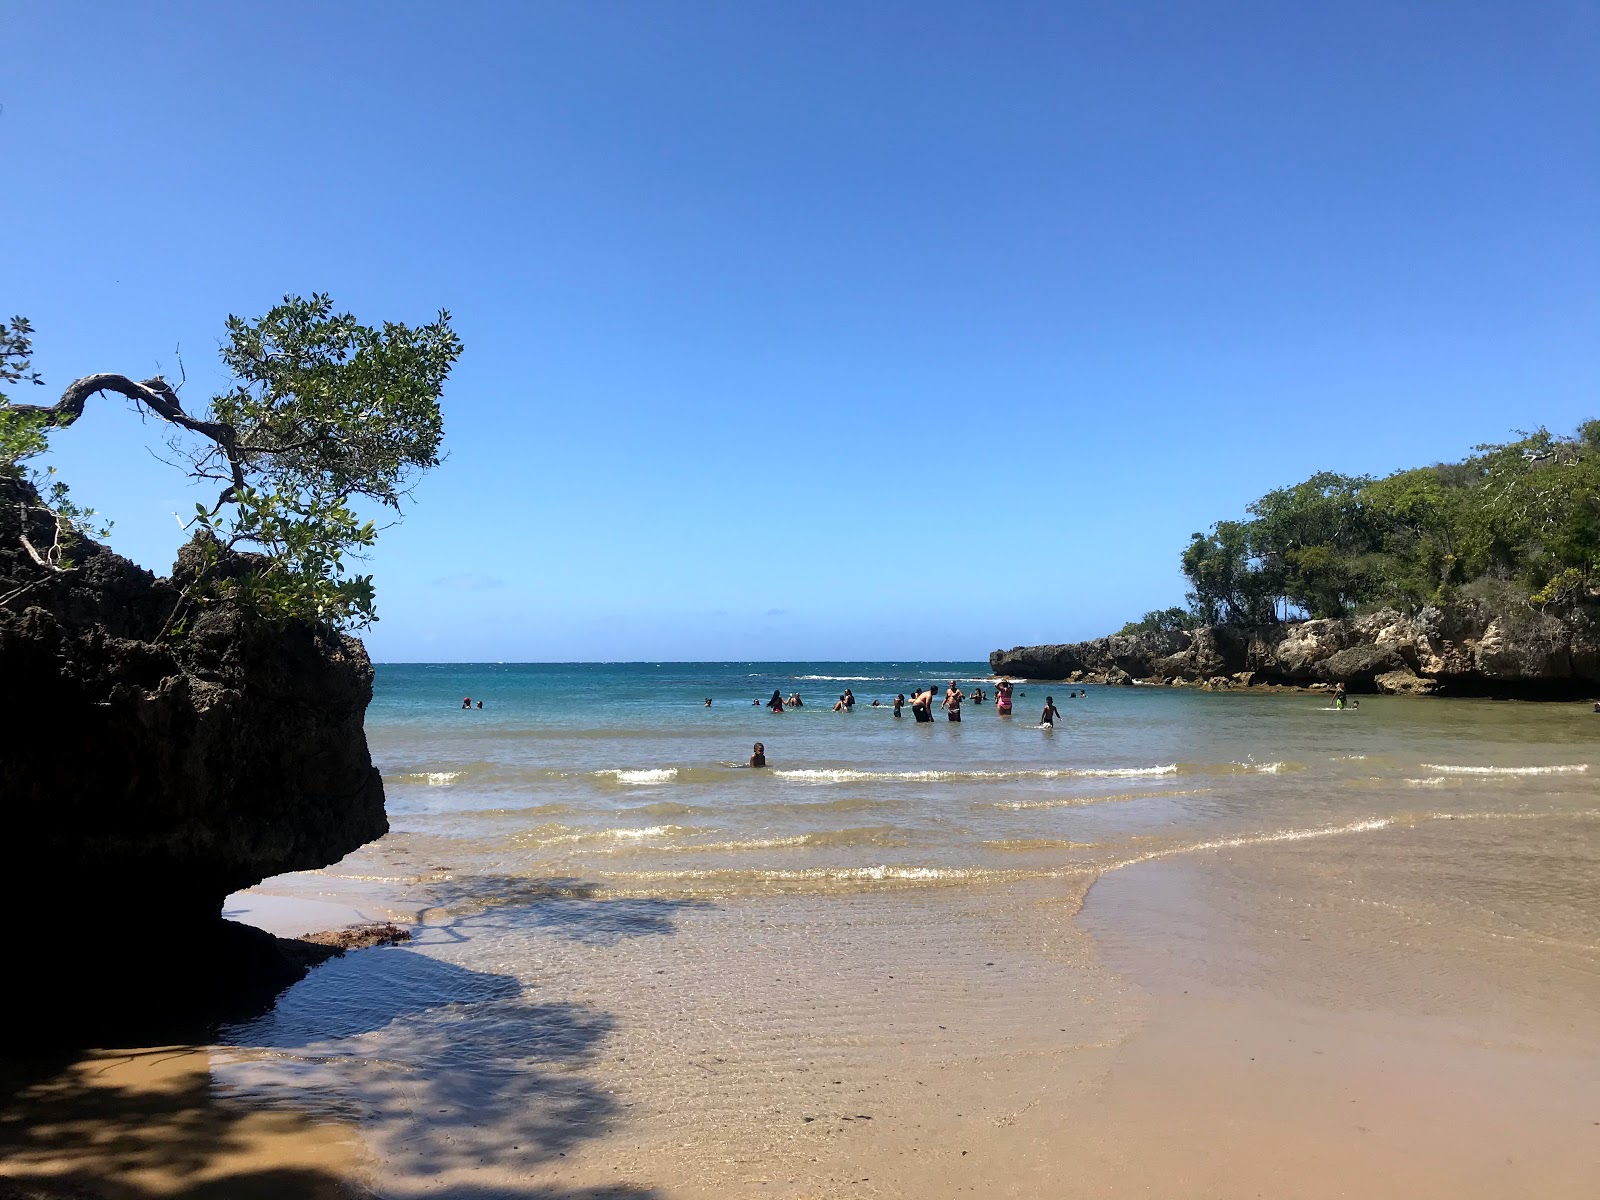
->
xmin=3 ymin=1 xmax=1597 ymax=661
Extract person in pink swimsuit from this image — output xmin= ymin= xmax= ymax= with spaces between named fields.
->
xmin=995 ymin=680 xmax=1014 ymax=715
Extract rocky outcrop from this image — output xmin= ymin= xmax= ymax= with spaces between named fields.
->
xmin=0 ymin=476 xmax=387 ymax=1041
xmin=990 ymin=600 xmax=1600 ymax=697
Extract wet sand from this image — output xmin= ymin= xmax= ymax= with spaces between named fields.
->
xmin=11 ymin=836 xmax=1595 ymax=1199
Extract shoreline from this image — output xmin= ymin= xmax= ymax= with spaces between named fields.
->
xmin=8 ymin=679 xmax=1599 ymax=1198
xmin=9 ymin=816 xmax=1596 ymax=1197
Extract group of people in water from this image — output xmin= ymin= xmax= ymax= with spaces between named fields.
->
xmin=740 ymin=679 xmax=1086 ymax=766
xmin=746 ymin=680 xmax=1090 ymax=726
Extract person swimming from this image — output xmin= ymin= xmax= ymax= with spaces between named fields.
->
xmin=704 ymin=698 xmax=712 ymax=706
xmin=833 ymin=694 xmax=849 ymax=712
xmin=461 ymin=696 xmax=472 ymax=710
xmin=1040 ymin=696 xmax=1062 ymax=726
xmin=843 ymin=689 xmax=856 ymax=710
xmin=476 ymin=700 xmax=483 ymax=709
xmin=749 ymin=742 xmax=766 ymax=768
xmin=995 ymin=680 xmax=1014 ymax=716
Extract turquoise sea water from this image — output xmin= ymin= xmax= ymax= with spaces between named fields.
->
xmin=362 ymin=661 xmax=1600 ymax=899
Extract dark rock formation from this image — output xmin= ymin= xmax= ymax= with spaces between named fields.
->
xmin=0 ymin=476 xmax=387 ymax=1042
xmin=990 ymin=600 xmax=1600 ymax=697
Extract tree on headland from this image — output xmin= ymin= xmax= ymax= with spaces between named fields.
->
xmin=1170 ymin=423 xmax=1600 ymax=626
xmin=0 ymin=294 xmax=462 ymax=630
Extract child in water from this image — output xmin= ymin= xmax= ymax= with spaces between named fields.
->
xmin=749 ymin=742 xmax=766 ymax=768
xmin=893 ymin=693 xmax=905 ymax=717
xmin=1040 ymin=696 xmax=1062 ymax=726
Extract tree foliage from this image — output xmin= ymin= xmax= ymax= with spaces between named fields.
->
xmin=2 ymin=295 xmax=461 ymax=630
xmin=1176 ymin=424 xmax=1600 ymax=624
xmin=1117 ymin=606 xmax=1201 ymax=637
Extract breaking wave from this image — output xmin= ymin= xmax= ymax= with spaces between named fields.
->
xmin=1420 ymin=763 xmax=1588 ymax=776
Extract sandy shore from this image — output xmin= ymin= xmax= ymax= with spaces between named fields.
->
xmin=0 ymin=1045 xmax=366 ymax=1200
xmin=6 ymin=827 xmax=1597 ymax=1199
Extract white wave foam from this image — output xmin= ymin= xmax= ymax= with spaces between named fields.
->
xmin=534 ymin=824 xmax=684 ymax=846
xmin=1420 ymin=763 xmax=1588 ymax=776
xmin=1110 ymin=818 xmax=1395 ymax=871
xmin=772 ymin=765 xmax=1178 ymax=784
xmin=794 ymin=675 xmax=893 ymax=682
xmin=595 ymin=768 xmax=679 ymax=785
xmin=1405 ymin=777 xmax=1448 ymax=788
xmin=392 ymin=771 xmax=462 ymax=786
xmin=994 ymin=787 xmax=1213 ymax=810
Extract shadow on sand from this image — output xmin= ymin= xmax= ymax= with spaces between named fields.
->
xmin=0 ymin=876 xmax=707 ymax=1200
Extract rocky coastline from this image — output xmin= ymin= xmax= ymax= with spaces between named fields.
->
xmin=990 ymin=600 xmax=1600 ymax=698
xmin=0 ymin=475 xmax=389 ymax=1042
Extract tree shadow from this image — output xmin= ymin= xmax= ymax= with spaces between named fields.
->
xmin=411 ymin=874 xmax=711 ymax=946
xmin=1 ymin=875 xmax=703 ymax=1198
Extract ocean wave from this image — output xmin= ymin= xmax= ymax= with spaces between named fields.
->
xmin=610 ymin=863 xmax=1078 ymax=887
xmin=389 ymin=771 xmax=463 ymax=786
xmin=1107 ymin=817 xmax=1396 ymax=871
xmin=793 ymin=675 xmax=896 ymax=682
xmin=991 ymin=787 xmax=1213 ymax=810
xmin=982 ymin=837 xmax=1106 ymax=851
xmin=771 ymin=765 xmax=1179 ymax=784
xmin=1404 ymin=777 xmax=1448 ymax=788
xmin=513 ymin=823 xmax=690 ymax=848
xmin=594 ymin=768 xmax=679 ymax=785
xmin=619 ymin=826 xmax=910 ymax=854
xmin=1420 ymin=763 xmax=1588 ymax=776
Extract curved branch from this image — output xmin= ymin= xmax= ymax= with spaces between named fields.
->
xmin=12 ymin=373 xmax=247 ymax=499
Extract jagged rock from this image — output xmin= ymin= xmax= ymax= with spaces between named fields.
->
xmin=990 ymin=597 xmax=1600 ymax=697
xmin=1376 ymin=669 xmax=1436 ymax=696
xmin=0 ymin=475 xmax=387 ymax=1041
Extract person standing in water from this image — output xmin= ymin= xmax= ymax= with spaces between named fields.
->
xmin=893 ymin=693 xmax=905 ymax=718
xmin=1040 ymin=696 xmax=1062 ymax=726
xmin=768 ymin=690 xmax=785 ymax=713
xmin=910 ymin=686 xmax=936 ymax=722
xmin=843 ymin=688 xmax=856 ymax=710
xmin=995 ymin=680 xmax=1014 ymax=716
xmin=942 ymin=684 xmax=962 ymax=722
xmin=749 ymin=742 xmax=766 ymax=767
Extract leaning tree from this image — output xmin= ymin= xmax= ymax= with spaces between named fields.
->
xmin=0 ymin=293 xmax=462 ymax=629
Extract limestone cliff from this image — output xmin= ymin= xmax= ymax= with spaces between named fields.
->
xmin=990 ymin=601 xmax=1600 ymax=697
xmin=0 ymin=475 xmax=387 ymax=1040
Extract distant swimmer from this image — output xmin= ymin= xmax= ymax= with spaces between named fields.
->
xmin=476 ymin=700 xmax=483 ymax=709
xmin=704 ymin=698 xmax=713 ymax=707
xmin=768 ymin=690 xmax=786 ymax=713
xmin=942 ymin=685 xmax=962 ymax=722
xmin=462 ymin=696 xmax=472 ymax=710
xmin=749 ymin=742 xmax=767 ymax=768
xmin=995 ymin=680 xmax=1014 ymax=716
xmin=871 ymin=699 xmax=881 ymax=707
xmin=893 ymin=693 xmax=905 ymax=718
xmin=1040 ymin=696 xmax=1062 ymax=726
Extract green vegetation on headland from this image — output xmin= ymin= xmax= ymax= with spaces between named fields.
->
xmin=1121 ymin=423 xmax=1600 ymax=634
xmin=1 ymin=296 xmax=460 ymax=630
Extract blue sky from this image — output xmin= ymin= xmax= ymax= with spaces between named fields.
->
xmin=4 ymin=1 xmax=1597 ymax=660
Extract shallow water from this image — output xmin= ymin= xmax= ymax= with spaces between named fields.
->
xmin=213 ymin=663 xmax=1600 ymax=1195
